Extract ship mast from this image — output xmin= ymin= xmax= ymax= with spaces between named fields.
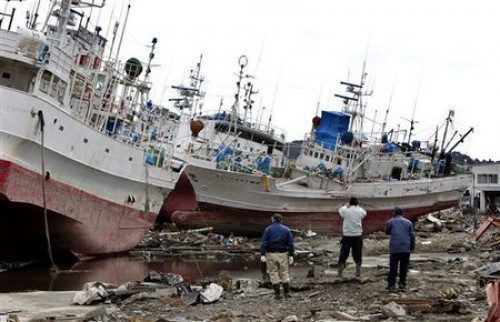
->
xmin=440 ymin=108 xmax=455 ymax=152
xmin=190 ymin=54 xmax=205 ymax=116
xmin=230 ymin=55 xmax=249 ymax=133
xmin=243 ymin=81 xmax=258 ymax=123
xmin=381 ymin=82 xmax=395 ymax=137
xmin=169 ymin=56 xmax=205 ymax=118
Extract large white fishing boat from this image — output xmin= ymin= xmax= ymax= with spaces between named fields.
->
xmin=173 ymin=68 xmax=472 ymax=236
xmin=0 ymin=0 xmax=183 ymax=257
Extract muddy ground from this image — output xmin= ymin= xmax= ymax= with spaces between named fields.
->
xmin=80 ymin=209 xmax=495 ymax=322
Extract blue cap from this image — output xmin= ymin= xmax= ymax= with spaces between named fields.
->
xmin=394 ymin=206 xmax=404 ymax=216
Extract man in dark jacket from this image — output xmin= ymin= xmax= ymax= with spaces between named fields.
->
xmin=261 ymin=213 xmax=294 ymax=300
xmin=384 ymin=206 xmax=415 ymax=291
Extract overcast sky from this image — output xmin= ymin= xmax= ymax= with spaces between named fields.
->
xmin=7 ymin=0 xmax=500 ymax=160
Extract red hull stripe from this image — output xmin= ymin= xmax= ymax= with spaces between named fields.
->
xmin=0 ymin=160 xmax=155 ymax=256
xmin=171 ymin=200 xmax=459 ymax=237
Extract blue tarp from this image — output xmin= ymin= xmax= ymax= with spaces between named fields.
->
xmin=215 ymin=144 xmax=234 ymax=162
xmin=253 ymin=156 xmax=271 ymax=174
xmin=315 ymin=111 xmax=351 ymax=150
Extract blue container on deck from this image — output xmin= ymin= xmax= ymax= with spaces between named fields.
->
xmin=216 ymin=145 xmax=234 ymax=162
xmin=411 ymin=140 xmax=421 ymax=150
xmin=145 ymin=154 xmax=156 ymax=165
xmin=315 ymin=111 xmax=351 ymax=150
xmin=340 ymin=131 xmax=354 ymax=145
xmin=333 ymin=167 xmax=344 ymax=176
xmin=385 ymin=142 xmax=399 ymax=153
xmin=257 ymin=156 xmax=271 ymax=174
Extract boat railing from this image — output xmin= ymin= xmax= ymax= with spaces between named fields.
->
xmin=0 ymin=29 xmax=20 ymax=53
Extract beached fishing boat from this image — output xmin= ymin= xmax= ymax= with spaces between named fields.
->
xmin=172 ymin=68 xmax=472 ymax=236
xmin=0 ymin=0 xmax=183 ymax=257
xmin=159 ymin=55 xmax=288 ymax=222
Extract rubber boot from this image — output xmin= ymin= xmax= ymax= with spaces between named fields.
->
xmin=355 ymin=264 xmax=361 ymax=277
xmin=272 ymin=284 xmax=282 ymax=300
xmin=283 ymin=283 xmax=290 ymax=299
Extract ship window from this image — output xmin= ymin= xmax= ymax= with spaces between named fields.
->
xmin=477 ymin=174 xmax=498 ymax=184
xmin=59 ymin=125 xmax=64 ymax=131
xmin=337 ymin=159 xmax=342 ymax=165
xmin=49 ymin=76 xmax=60 ymax=98
xmin=129 ymin=157 xmax=133 ymax=161
xmin=2 ymin=72 xmax=11 ymax=79
xmin=325 ymin=155 xmax=330 ymax=162
xmin=320 ymin=153 xmax=324 ymax=160
xmin=39 ymin=70 xmax=52 ymax=93
xmin=58 ymin=80 xmax=67 ymax=103
xmin=309 ymin=151 xmax=313 ymax=156
xmin=314 ymin=152 xmax=319 ymax=158
xmin=105 ymin=148 xmax=110 ymax=153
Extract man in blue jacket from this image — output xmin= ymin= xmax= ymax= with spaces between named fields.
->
xmin=261 ymin=213 xmax=294 ymax=300
xmin=384 ymin=206 xmax=415 ymax=291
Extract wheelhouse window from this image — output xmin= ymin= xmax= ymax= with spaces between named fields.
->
xmin=477 ymin=174 xmax=498 ymax=184
xmin=0 ymin=59 xmax=37 ymax=92
xmin=58 ymin=81 xmax=67 ymax=103
xmin=39 ymin=70 xmax=51 ymax=93
xmin=40 ymin=70 xmax=67 ymax=103
xmin=49 ymin=76 xmax=60 ymax=97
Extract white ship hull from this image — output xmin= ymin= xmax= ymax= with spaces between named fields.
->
xmin=0 ymin=87 xmax=179 ymax=256
xmin=172 ymin=163 xmax=471 ymax=236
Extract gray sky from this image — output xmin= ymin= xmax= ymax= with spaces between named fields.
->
xmin=7 ymin=0 xmax=500 ymax=160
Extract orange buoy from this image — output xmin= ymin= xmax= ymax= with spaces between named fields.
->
xmin=190 ymin=120 xmax=204 ymax=137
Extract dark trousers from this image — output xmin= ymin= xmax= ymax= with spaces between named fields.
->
xmin=388 ymin=252 xmax=411 ymax=286
xmin=338 ymin=236 xmax=363 ymax=266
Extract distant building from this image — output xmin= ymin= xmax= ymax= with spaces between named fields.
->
xmin=470 ymin=163 xmax=500 ymax=213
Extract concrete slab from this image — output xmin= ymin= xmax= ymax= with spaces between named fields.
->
xmin=0 ymin=291 xmax=105 ymax=321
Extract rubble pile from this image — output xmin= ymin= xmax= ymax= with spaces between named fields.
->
xmin=72 ymin=209 xmax=497 ymax=321
xmin=5 ymin=208 xmax=494 ymax=321
xmin=132 ymin=228 xmax=257 ymax=261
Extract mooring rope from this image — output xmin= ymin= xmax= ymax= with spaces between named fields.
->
xmin=37 ymin=110 xmax=60 ymax=274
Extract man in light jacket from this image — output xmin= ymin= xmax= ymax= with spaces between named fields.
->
xmin=384 ymin=206 xmax=415 ymax=291
xmin=338 ymin=197 xmax=367 ymax=277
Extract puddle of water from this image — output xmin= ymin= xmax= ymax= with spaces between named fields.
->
xmin=0 ymin=256 xmax=263 ymax=292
